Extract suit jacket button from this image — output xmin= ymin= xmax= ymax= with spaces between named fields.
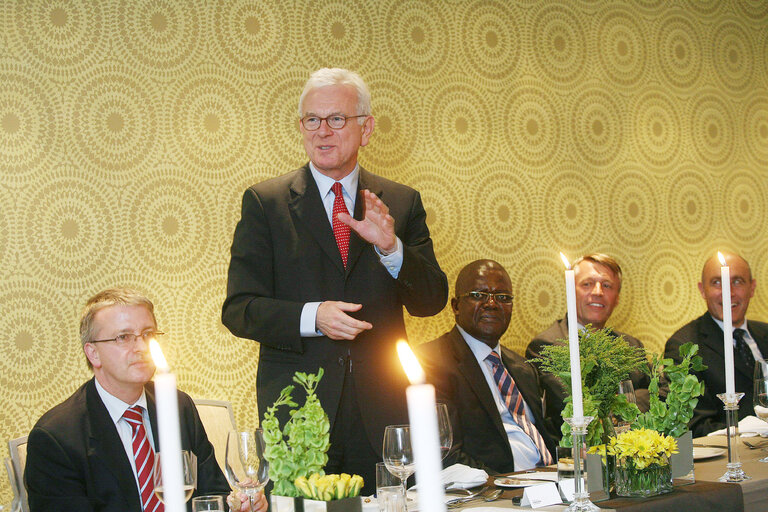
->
xmin=338 ymin=357 xmax=345 ymax=366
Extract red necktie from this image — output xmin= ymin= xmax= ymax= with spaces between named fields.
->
xmin=123 ymin=406 xmax=164 ymax=512
xmin=331 ymin=182 xmax=351 ymax=267
xmin=486 ymin=351 xmax=553 ymax=465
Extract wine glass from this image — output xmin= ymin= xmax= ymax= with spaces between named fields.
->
xmin=613 ymin=380 xmax=636 ymax=434
xmin=191 ymin=495 xmax=226 ymax=511
xmin=753 ymin=359 xmax=768 ymax=463
xmin=225 ymin=430 xmax=270 ymax=508
xmin=436 ymin=403 xmax=452 ymax=460
xmin=382 ymin=425 xmax=415 ymax=503
xmin=153 ymin=450 xmax=197 ymax=503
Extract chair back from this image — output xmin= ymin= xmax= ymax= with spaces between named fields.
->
xmin=8 ymin=436 xmax=29 ymax=512
xmin=192 ymin=399 xmax=236 ymax=473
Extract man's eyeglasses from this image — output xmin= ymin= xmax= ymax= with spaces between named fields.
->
xmin=89 ymin=331 xmax=165 ymax=346
xmin=300 ymin=114 xmax=368 ymax=131
xmin=458 ymin=291 xmax=514 ymax=304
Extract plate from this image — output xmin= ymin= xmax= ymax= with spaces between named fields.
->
xmin=693 ymin=447 xmax=726 ymax=460
xmin=494 ymin=477 xmax=545 ymax=488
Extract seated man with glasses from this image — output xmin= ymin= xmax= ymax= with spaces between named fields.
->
xmin=415 ymin=260 xmax=558 ymax=473
xmin=24 ymin=288 xmax=266 ymax=512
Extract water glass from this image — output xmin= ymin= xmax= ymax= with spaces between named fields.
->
xmin=191 ymin=495 xmax=225 ymax=511
xmin=376 ymin=462 xmax=405 ymax=512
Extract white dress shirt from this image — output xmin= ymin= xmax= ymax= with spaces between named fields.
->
xmin=457 ymin=326 xmax=543 ymax=471
xmin=712 ymin=315 xmax=764 ymax=361
xmin=94 ymin=379 xmax=155 ymax=492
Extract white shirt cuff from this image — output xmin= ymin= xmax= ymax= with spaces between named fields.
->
xmin=375 ymin=237 xmax=403 ymax=278
xmin=300 ymin=302 xmax=323 ymax=337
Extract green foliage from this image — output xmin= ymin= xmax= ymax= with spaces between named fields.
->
xmin=634 ymin=342 xmax=706 ymax=438
xmin=531 ymin=326 xmax=646 ymax=447
xmin=262 ymin=369 xmax=331 ymax=497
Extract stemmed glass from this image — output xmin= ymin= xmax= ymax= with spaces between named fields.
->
xmin=613 ymin=380 xmax=637 ymax=434
xmin=225 ymin=430 xmax=270 ymax=508
xmin=153 ymin=450 xmax=197 ymax=503
xmin=753 ymin=360 xmax=768 ymax=463
xmin=436 ymin=403 xmax=452 ymax=460
xmin=382 ymin=425 xmax=415 ymax=504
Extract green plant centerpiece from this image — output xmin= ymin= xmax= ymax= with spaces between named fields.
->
xmin=530 ymin=326 xmax=647 ymax=447
xmin=262 ymin=368 xmax=330 ymax=497
xmin=634 ymin=342 xmax=706 ymax=437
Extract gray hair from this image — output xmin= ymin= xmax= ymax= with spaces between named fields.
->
xmin=298 ymin=68 xmax=372 ymax=123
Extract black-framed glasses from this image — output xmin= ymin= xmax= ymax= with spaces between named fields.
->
xmin=300 ymin=114 xmax=368 ymax=130
xmin=458 ymin=291 xmax=514 ymax=304
xmin=89 ymin=331 xmax=165 ymax=346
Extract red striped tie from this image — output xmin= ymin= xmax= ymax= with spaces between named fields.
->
xmin=485 ymin=351 xmax=553 ymax=465
xmin=123 ymin=406 xmax=164 ymax=512
xmin=331 ymin=182 xmax=351 ymax=267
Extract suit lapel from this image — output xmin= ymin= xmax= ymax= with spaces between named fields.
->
xmin=85 ymin=379 xmax=142 ymax=511
xmin=345 ymin=167 xmax=381 ymax=274
xmin=749 ymin=320 xmax=768 ymax=359
xmin=447 ymin=329 xmax=511 ymax=445
xmin=288 ymin=165 xmax=346 ymax=275
xmin=145 ymin=383 xmax=160 ymax=452
xmin=699 ymin=313 xmax=725 ymax=359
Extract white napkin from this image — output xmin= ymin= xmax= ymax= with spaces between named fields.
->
xmin=707 ymin=415 xmax=768 ymax=436
xmin=440 ymin=463 xmax=489 ymax=490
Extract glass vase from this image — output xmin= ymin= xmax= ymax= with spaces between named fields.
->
xmin=614 ymin=455 xmax=673 ymax=498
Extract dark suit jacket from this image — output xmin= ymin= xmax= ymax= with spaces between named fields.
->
xmin=222 ymin=164 xmax=448 ymax=454
xmin=526 ymin=316 xmax=654 ymax=433
xmin=664 ymin=313 xmax=768 ymax=437
xmin=415 ymin=327 xmax=558 ymax=474
xmin=24 ymin=378 xmax=229 ymax=512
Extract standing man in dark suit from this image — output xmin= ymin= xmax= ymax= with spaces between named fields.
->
xmin=665 ymin=252 xmax=768 ymax=437
xmin=24 ymin=288 xmax=265 ymax=512
xmin=526 ymin=253 xmax=655 ymax=432
xmin=416 ymin=260 xmax=557 ymax=473
xmin=222 ymin=68 xmax=447 ymax=492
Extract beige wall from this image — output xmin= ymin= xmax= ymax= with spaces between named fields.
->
xmin=1 ymin=0 xmax=767 ymax=503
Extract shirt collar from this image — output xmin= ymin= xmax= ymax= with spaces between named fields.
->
xmin=309 ymin=162 xmax=360 ymax=199
xmin=456 ymin=325 xmax=500 ymax=361
xmin=94 ymin=378 xmax=149 ymax=425
xmin=710 ymin=314 xmax=749 ymax=333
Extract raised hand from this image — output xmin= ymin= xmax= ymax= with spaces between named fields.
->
xmin=336 ymin=189 xmax=397 ymax=254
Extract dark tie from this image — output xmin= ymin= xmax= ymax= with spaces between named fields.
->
xmin=485 ymin=351 xmax=553 ymax=465
xmin=331 ymin=182 xmax=351 ymax=267
xmin=123 ymin=406 xmax=164 ymax=512
xmin=734 ymin=328 xmax=756 ymax=376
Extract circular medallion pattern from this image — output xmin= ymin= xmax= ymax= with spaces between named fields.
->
xmin=0 ymin=58 xmax=60 ymax=187
xmin=639 ymin=247 xmax=699 ymax=333
xmin=711 ymin=18 xmax=754 ymax=94
xmin=722 ymin=170 xmax=766 ymax=249
xmin=70 ymin=60 xmax=157 ymax=175
xmin=655 ymin=12 xmax=703 ymax=91
xmin=458 ymin=0 xmax=522 ymax=89
xmin=595 ymin=5 xmax=647 ymax=87
xmin=569 ymin=86 xmax=623 ymax=167
xmin=406 ymin=167 xmax=463 ymax=262
xmin=515 ymin=249 xmax=567 ymax=337
xmin=689 ymin=92 xmax=735 ymax=170
xmin=212 ymin=0 xmax=289 ymax=83
xmin=606 ymin=166 xmax=659 ymax=250
xmin=114 ymin=0 xmax=203 ymax=81
xmin=5 ymin=0 xmax=105 ymax=81
xmin=382 ymin=0 xmax=450 ymax=83
xmin=665 ymin=166 xmax=716 ymax=249
xmin=734 ymin=0 xmax=768 ymax=23
xmin=165 ymin=63 xmax=256 ymax=180
xmin=630 ymin=86 xmax=682 ymax=169
xmin=742 ymin=89 xmax=768 ymax=166
xmin=530 ymin=2 xmax=588 ymax=88
xmin=540 ymin=168 xmax=599 ymax=250
xmin=424 ymin=80 xmax=494 ymax=176
xmin=502 ymin=82 xmax=562 ymax=170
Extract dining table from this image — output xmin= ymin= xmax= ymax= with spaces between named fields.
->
xmin=451 ymin=435 xmax=768 ymax=512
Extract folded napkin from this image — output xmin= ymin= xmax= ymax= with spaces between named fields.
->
xmin=441 ymin=463 xmax=489 ymax=490
xmin=707 ymin=414 xmax=768 ymax=436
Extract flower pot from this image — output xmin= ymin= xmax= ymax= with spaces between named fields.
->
xmin=614 ymin=455 xmax=673 ymax=498
xmin=670 ymin=430 xmax=695 ymax=486
xmin=270 ymin=496 xmax=363 ymax=512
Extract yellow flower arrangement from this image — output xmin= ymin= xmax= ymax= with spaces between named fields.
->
xmin=607 ymin=428 xmax=678 ymax=469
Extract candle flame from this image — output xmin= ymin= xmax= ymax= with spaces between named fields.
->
xmin=396 ymin=340 xmax=425 ymax=385
xmin=717 ymin=251 xmax=726 ymax=266
xmin=149 ymin=338 xmax=170 ymax=372
xmin=559 ymin=252 xmax=571 ymax=270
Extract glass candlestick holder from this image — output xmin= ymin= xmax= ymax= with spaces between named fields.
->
xmin=563 ymin=416 xmax=599 ymax=512
xmin=717 ymin=392 xmax=751 ymax=482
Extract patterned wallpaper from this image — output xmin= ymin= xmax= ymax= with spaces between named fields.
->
xmin=1 ymin=0 xmax=767 ymax=503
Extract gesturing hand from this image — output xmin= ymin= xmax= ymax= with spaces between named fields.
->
xmin=317 ymin=301 xmax=373 ymax=340
xmin=336 ymin=189 xmax=397 ymax=254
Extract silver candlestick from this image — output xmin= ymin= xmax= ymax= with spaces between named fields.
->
xmin=717 ymin=392 xmax=751 ymax=482
xmin=563 ymin=416 xmax=599 ymax=512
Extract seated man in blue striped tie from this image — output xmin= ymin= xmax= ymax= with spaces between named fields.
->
xmin=24 ymin=288 xmax=266 ymax=512
xmin=415 ymin=260 xmax=558 ymax=473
